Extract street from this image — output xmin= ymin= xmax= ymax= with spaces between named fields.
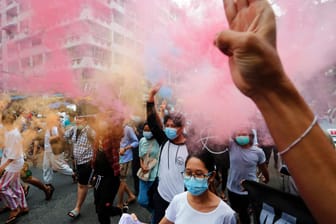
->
xmin=0 ymin=166 xmax=151 ymax=224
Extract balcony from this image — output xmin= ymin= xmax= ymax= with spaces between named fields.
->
xmin=3 ymin=16 xmax=19 ymax=31
xmin=109 ymin=1 xmax=125 ymax=14
xmin=79 ymin=7 xmax=111 ymax=27
xmin=13 ymin=31 xmax=29 ymax=41
xmin=18 ymin=45 xmax=46 ymax=58
xmin=71 ymin=57 xmax=110 ymax=71
xmin=6 ymin=2 xmax=18 ymax=16
xmin=64 ymin=34 xmax=111 ymax=50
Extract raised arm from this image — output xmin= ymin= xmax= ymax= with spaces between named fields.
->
xmin=215 ymin=0 xmax=336 ymax=222
xmin=147 ymin=84 xmax=167 ymax=146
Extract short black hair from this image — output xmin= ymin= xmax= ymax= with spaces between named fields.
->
xmin=185 ymin=149 xmax=216 ymax=173
xmin=164 ymin=112 xmax=185 ymax=127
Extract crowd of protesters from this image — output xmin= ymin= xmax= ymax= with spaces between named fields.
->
xmin=0 ymin=1 xmax=336 ymax=224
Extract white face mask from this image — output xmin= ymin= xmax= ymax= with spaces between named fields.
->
xmin=143 ymin=131 xmax=153 ymax=139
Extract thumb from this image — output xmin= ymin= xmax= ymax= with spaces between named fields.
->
xmin=215 ymin=29 xmax=243 ymax=57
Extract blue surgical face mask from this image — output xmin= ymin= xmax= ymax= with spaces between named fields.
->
xmin=143 ymin=131 xmax=153 ymax=139
xmin=164 ymin=127 xmax=178 ymax=140
xmin=235 ymin=135 xmax=250 ymax=146
xmin=184 ymin=176 xmax=209 ymax=196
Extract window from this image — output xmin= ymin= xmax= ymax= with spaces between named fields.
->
xmin=7 ymin=43 xmax=17 ymax=54
xmin=21 ymin=57 xmax=30 ymax=68
xmin=6 ymin=30 xmax=16 ymax=40
xmin=32 ymin=54 xmax=43 ymax=67
xmin=7 ymin=0 xmax=14 ymax=6
xmin=113 ymin=10 xmax=123 ymax=25
xmin=113 ymin=52 xmax=123 ymax=64
xmin=72 ymin=58 xmax=82 ymax=66
xmin=113 ymin=32 xmax=123 ymax=44
xmin=32 ymin=37 xmax=42 ymax=46
xmin=8 ymin=60 xmax=19 ymax=73
xmin=20 ymin=39 xmax=31 ymax=50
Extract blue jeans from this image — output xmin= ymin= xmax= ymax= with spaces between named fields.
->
xmin=137 ymin=180 xmax=153 ymax=211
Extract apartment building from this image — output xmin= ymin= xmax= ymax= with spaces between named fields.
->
xmin=0 ymin=0 xmax=152 ymax=92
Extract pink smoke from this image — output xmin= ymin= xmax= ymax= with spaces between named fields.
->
xmin=5 ymin=0 xmax=334 ymax=138
xmin=130 ymin=0 xmax=335 ymax=140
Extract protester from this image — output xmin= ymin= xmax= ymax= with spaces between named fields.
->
xmin=147 ymin=85 xmax=189 ymax=224
xmin=19 ymin=118 xmax=53 ymax=200
xmin=43 ymin=113 xmax=75 ymax=191
xmin=92 ymin=118 xmax=125 ymax=224
xmin=62 ymin=112 xmax=76 ymax=168
xmin=0 ymin=110 xmax=29 ymax=224
xmin=20 ymin=159 xmax=54 ymax=200
xmin=64 ymin=113 xmax=95 ymax=219
xmin=226 ymin=129 xmax=269 ymax=224
xmin=137 ymin=122 xmax=160 ymax=211
xmin=159 ymin=149 xmax=236 ymax=224
xmin=117 ymin=119 xmax=139 ymax=208
xmin=215 ymin=0 xmax=336 ymax=222
xmin=131 ymin=117 xmax=142 ymax=197
xmin=22 ymin=118 xmax=44 ymax=167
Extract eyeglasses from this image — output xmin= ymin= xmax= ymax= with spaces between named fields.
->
xmin=183 ymin=171 xmax=212 ymax=181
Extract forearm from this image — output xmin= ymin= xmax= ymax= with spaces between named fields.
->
xmin=252 ymin=76 xmax=336 ymax=222
xmin=147 ymin=102 xmax=166 ymax=145
xmin=259 ymin=164 xmax=269 ymax=183
xmin=140 ymin=158 xmax=146 ymax=170
xmin=49 ymin=135 xmax=60 ymax=142
xmin=124 ymin=145 xmax=133 ymax=151
xmin=0 ymin=159 xmax=12 ymax=171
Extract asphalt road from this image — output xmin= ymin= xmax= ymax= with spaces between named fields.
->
xmin=0 ymin=166 xmax=151 ymax=224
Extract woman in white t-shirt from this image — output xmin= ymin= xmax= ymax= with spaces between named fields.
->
xmin=0 ymin=110 xmax=29 ymax=224
xmin=159 ymin=150 xmax=237 ymax=224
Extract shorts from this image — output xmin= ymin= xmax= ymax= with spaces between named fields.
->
xmin=77 ymin=162 xmax=93 ymax=185
xmin=120 ymin=161 xmax=132 ymax=180
xmin=20 ymin=162 xmax=32 ymax=181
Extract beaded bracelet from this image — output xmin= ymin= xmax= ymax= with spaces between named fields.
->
xmin=278 ymin=116 xmax=318 ymax=156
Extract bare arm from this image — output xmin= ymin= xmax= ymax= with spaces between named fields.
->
xmin=258 ymin=162 xmax=269 ymax=183
xmin=147 ymin=84 xmax=168 ymax=145
xmin=0 ymin=159 xmax=13 ymax=173
xmin=216 ymin=0 xmax=336 ymax=222
xmin=159 ymin=217 xmax=174 ymax=224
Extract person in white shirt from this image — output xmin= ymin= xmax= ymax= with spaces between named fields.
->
xmin=146 ymin=85 xmax=189 ymax=224
xmin=43 ymin=113 xmax=75 ymax=190
xmin=0 ymin=110 xmax=29 ymax=224
xmin=159 ymin=149 xmax=237 ymax=224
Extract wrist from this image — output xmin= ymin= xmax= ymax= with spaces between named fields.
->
xmin=148 ymin=95 xmax=155 ymax=103
xmin=251 ymin=76 xmax=306 ymax=114
xmin=250 ymin=78 xmax=315 ymax=153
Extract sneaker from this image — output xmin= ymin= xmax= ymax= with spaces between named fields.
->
xmin=122 ymin=203 xmax=129 ymax=213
